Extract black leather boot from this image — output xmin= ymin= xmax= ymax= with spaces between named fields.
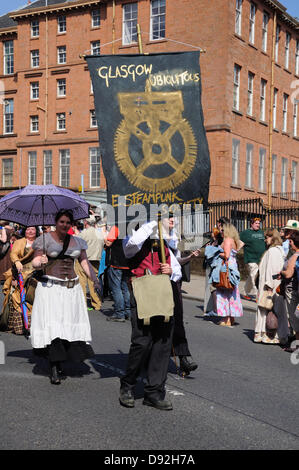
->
xmin=50 ymin=362 xmax=61 ymax=385
xmin=179 ymin=356 xmax=198 ymax=375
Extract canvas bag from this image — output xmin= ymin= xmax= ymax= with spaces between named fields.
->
xmin=258 ymin=290 xmax=273 ymax=310
xmin=132 ymin=273 xmax=174 ymax=325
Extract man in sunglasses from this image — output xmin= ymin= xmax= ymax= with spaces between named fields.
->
xmin=240 ymin=217 xmax=266 ymax=301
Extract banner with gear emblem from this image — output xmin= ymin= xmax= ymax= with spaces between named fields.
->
xmin=86 ymin=51 xmax=210 ymax=221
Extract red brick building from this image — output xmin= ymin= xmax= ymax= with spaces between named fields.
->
xmin=0 ymin=0 xmax=298 ymax=207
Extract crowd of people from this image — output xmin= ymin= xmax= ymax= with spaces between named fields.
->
xmin=0 ymin=209 xmax=299 ymax=410
xmin=204 ymin=216 xmax=299 ymax=352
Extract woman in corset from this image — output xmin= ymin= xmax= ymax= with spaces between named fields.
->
xmin=30 ymin=209 xmax=102 ymax=385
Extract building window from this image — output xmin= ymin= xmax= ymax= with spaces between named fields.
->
xmin=30 ymin=81 xmax=39 ymax=100
xmin=281 ymin=157 xmax=288 ymax=194
xmin=273 ymin=88 xmax=278 ymax=129
xmin=30 ymin=115 xmax=39 ymax=133
xmin=150 ymin=0 xmax=166 ymax=41
xmin=232 ymin=139 xmax=240 ymax=185
xmin=57 ymin=78 xmax=66 ymax=97
xmin=28 ymin=151 xmax=37 ymax=185
xmin=57 ymin=46 xmax=66 ymax=64
xmin=293 ymin=100 xmax=298 ymax=138
xmin=31 ymin=49 xmax=39 ymax=68
xmin=3 ymin=98 xmax=14 ymax=134
xmin=283 ymin=93 xmax=288 ymax=132
xmin=3 ymin=40 xmax=14 ymax=75
xmin=91 ymin=9 xmax=100 ymax=28
xmin=260 ymin=79 xmax=267 ymax=122
xmin=90 ymin=110 xmax=97 ymax=128
xmin=89 ymin=147 xmax=101 ymax=187
xmin=271 ymin=154 xmax=277 ymax=194
xmin=43 ymin=150 xmax=52 ymax=185
xmin=249 ymin=2 xmax=256 ymax=44
xmin=56 ymin=113 xmax=66 ymax=131
xmin=57 ymin=15 xmax=66 ymax=33
xmin=285 ymin=32 xmax=291 ymax=69
xmin=123 ymin=2 xmax=138 ymax=45
xmin=291 ymin=161 xmax=297 ymax=197
xmin=31 ymin=20 xmax=39 ymax=37
xmin=245 ymin=143 xmax=253 ymax=188
xmin=235 ymin=0 xmax=242 ymax=36
xmin=91 ymin=41 xmax=100 ymax=55
xmin=262 ymin=12 xmax=269 ymax=53
xmin=233 ymin=64 xmax=241 ymax=110
xmin=258 ymin=148 xmax=266 ymax=191
xmin=247 ymin=72 xmax=254 ymax=116
xmin=2 ymin=158 xmax=13 ymax=186
xmin=275 ymin=24 xmax=280 ymax=63
xmin=296 ymin=40 xmax=299 ymax=76
xmin=59 ymin=149 xmax=70 ymax=187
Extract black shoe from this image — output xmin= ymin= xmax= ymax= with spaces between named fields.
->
xmin=106 ymin=315 xmax=125 ymax=322
xmin=119 ymin=388 xmax=135 ymax=408
xmin=50 ymin=363 xmax=61 ymax=385
xmin=143 ymin=396 xmax=173 ymax=411
xmin=179 ymin=356 xmax=198 ymax=375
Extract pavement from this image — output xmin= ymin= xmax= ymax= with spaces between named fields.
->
xmin=181 ymin=274 xmax=257 ymax=312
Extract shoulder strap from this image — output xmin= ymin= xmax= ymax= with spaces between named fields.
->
xmin=57 ymin=234 xmax=71 ymax=259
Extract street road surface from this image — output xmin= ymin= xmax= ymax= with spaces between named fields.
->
xmin=1 ymin=298 xmax=299 ymax=450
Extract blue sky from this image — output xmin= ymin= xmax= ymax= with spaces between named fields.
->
xmin=0 ymin=0 xmax=298 ymax=19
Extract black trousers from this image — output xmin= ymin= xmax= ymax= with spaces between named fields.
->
xmin=120 ymin=288 xmax=174 ymax=400
xmin=172 ymin=281 xmax=191 ymax=357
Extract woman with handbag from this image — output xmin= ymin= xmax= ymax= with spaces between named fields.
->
xmin=2 ymin=226 xmax=39 ymax=335
xmin=254 ymin=229 xmax=286 ymax=344
xmin=215 ymin=223 xmax=243 ymax=327
xmin=30 ymin=209 xmax=101 ymax=385
xmin=280 ymin=230 xmax=299 ymax=352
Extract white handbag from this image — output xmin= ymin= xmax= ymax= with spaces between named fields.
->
xmin=258 ymin=290 xmax=273 ymax=310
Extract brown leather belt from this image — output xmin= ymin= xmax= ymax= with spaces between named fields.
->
xmin=40 ymin=277 xmax=79 ymax=289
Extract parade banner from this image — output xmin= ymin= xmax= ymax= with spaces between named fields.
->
xmin=86 ymin=52 xmax=210 ymax=223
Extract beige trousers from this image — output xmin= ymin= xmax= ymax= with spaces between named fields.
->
xmin=244 ymin=263 xmax=258 ymax=296
xmin=76 ymin=260 xmax=101 ymax=310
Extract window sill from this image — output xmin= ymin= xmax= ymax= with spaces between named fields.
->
xmin=232 ymin=108 xmax=243 ymax=116
xmin=53 ymin=130 xmax=67 ymax=134
xmin=87 ymin=127 xmax=98 ymax=131
xmin=259 ymin=120 xmax=268 ymax=127
xmin=51 ymin=68 xmax=70 ymax=75
xmin=273 ymin=128 xmax=279 ymax=133
xmin=57 ymin=32 xmax=66 ymax=36
xmin=261 ymin=50 xmax=269 ymax=57
xmin=257 ymin=190 xmax=267 ymax=195
xmin=293 ymin=136 xmax=299 ymax=141
xmin=275 ymin=62 xmax=281 ymax=68
xmin=230 ymin=184 xmax=242 ymax=190
xmin=282 ymin=131 xmax=290 ymax=137
xmin=0 ymin=133 xmax=17 ymax=138
xmin=234 ymin=33 xmax=245 ymax=43
xmin=30 ymin=36 xmax=39 ymax=40
xmin=27 ymin=132 xmax=40 ymax=136
xmin=57 ymin=96 xmax=66 ymax=99
xmin=283 ymin=67 xmax=291 ymax=74
xmin=246 ymin=114 xmax=256 ymax=121
xmin=248 ymin=42 xmax=258 ymax=50
xmin=91 ymin=26 xmax=101 ymax=31
xmin=145 ymin=38 xmax=167 ymax=45
xmin=244 ymin=186 xmax=255 ymax=192
xmin=119 ymin=43 xmax=138 ymax=49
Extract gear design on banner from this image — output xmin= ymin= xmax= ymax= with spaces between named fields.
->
xmin=114 ymin=81 xmax=197 ymax=193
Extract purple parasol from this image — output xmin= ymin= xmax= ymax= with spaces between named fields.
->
xmin=0 ymin=184 xmax=89 ymax=226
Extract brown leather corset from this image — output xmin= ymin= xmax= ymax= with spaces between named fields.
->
xmin=45 ymin=257 xmax=76 ymax=280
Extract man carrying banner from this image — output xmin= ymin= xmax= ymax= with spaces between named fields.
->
xmin=119 ymin=219 xmax=181 ymax=411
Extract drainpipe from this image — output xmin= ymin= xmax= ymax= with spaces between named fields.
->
xmin=267 ymin=10 xmax=277 ymax=225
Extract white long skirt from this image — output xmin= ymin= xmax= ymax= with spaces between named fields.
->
xmin=30 ymin=279 xmax=92 ymax=350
